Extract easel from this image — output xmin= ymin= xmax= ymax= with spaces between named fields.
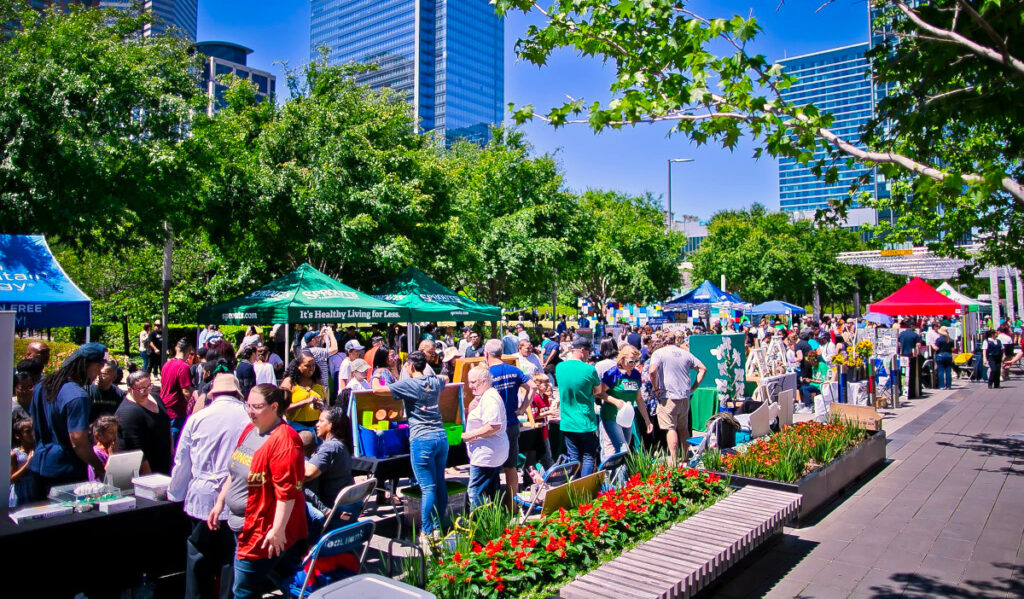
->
xmin=764 ymin=337 xmax=787 ymax=375
xmin=745 ymin=347 xmax=769 ymax=382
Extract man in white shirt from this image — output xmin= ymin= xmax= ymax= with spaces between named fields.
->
xmin=462 ymin=365 xmax=508 ymax=509
xmin=168 ymin=374 xmax=250 ymax=599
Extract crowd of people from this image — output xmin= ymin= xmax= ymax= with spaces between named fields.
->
xmin=8 ymin=310 xmax=1023 ymax=596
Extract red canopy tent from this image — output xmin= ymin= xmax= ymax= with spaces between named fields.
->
xmin=868 ymin=277 xmax=962 ymax=316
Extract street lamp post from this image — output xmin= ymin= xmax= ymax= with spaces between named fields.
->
xmin=667 ymin=158 xmax=695 ymax=230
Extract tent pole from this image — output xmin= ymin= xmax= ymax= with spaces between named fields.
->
xmin=407 ymin=321 xmax=415 ymax=354
xmin=285 ymin=323 xmax=290 ymax=363
xmin=85 ymin=326 xmax=90 ymax=343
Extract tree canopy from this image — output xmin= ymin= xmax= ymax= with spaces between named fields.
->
xmin=0 ymin=3 xmax=201 ymax=249
xmin=494 ymin=0 xmax=1024 ymax=269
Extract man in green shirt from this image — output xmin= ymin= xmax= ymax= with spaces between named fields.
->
xmin=555 ymin=337 xmax=602 ymax=476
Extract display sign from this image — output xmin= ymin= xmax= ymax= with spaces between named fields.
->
xmin=855 ymin=327 xmax=875 ymax=347
xmin=874 ymin=328 xmax=898 ymax=358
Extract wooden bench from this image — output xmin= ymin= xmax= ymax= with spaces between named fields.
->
xmin=560 ymin=486 xmax=801 ymax=599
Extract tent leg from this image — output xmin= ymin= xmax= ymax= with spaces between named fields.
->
xmin=407 ymin=321 xmax=415 ymax=354
xmin=285 ymin=324 xmax=290 ymax=363
xmin=85 ymin=326 xmax=90 ymax=343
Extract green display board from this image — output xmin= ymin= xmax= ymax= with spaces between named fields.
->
xmin=686 ymin=334 xmax=747 ymax=432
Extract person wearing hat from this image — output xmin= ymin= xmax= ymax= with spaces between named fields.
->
xmin=27 ymin=342 xmax=109 ymax=499
xmin=169 ymin=373 xmax=250 ymax=599
xmin=930 ymin=326 xmax=956 ymax=390
xmin=344 ymin=358 xmax=372 ymax=392
xmin=336 ymin=338 xmax=365 ymax=391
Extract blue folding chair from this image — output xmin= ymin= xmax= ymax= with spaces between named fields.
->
xmin=289 ymin=519 xmax=376 ymax=599
xmin=598 ymin=450 xmax=629 ymax=491
xmin=514 ymin=456 xmax=579 ymax=523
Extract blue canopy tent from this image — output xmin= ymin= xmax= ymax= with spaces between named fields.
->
xmin=664 ymin=280 xmax=750 ymax=311
xmin=746 ymin=300 xmax=806 ymax=317
xmin=0 ymin=235 xmax=91 ymax=329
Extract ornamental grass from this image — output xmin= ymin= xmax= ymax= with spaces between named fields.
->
xmin=704 ymin=419 xmax=868 ymax=483
xmin=426 ymin=466 xmax=730 ymax=599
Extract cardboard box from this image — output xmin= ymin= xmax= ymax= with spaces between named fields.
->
xmin=831 ymin=403 xmax=883 ymax=431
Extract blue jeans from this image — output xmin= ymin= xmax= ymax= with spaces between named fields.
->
xmin=467 ymin=465 xmax=501 ymax=509
xmin=935 ymin=352 xmax=953 ymax=389
xmin=563 ymin=431 xmax=599 ymax=477
xmin=409 ymin=430 xmax=448 ymax=535
xmin=232 ymin=542 xmax=305 ymax=599
xmin=140 ymin=351 xmax=150 ymax=374
xmin=170 ymin=415 xmax=187 ymax=450
xmin=798 ymin=383 xmax=816 ymax=408
xmin=601 ymin=419 xmax=628 ymax=456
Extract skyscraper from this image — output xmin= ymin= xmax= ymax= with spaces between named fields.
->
xmin=99 ymin=0 xmax=197 ymax=41
xmin=776 ymin=43 xmax=888 ymax=213
xmin=310 ymin=0 xmax=503 ymax=144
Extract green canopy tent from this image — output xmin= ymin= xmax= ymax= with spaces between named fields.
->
xmin=198 ymin=264 xmax=409 ymax=354
xmin=373 ymin=266 xmax=503 ymax=351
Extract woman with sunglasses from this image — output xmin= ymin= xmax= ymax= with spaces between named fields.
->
xmin=116 ymin=369 xmax=173 ymax=474
xmin=597 ymin=345 xmax=652 ymax=456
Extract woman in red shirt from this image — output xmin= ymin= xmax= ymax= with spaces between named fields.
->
xmin=232 ymin=384 xmax=307 ymax=599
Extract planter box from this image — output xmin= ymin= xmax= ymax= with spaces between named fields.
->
xmin=720 ymin=429 xmax=886 ymax=521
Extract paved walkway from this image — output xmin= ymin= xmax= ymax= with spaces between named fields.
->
xmin=709 ymin=381 xmax=1024 ymax=599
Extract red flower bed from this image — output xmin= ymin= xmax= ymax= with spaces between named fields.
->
xmin=427 ymin=466 xmax=730 ymax=599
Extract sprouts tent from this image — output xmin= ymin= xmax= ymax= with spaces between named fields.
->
xmin=868 ymin=277 xmax=962 ymax=316
xmin=746 ymin=300 xmax=806 ymax=317
xmin=373 ymin=266 xmax=502 ymax=322
xmin=0 ymin=234 xmax=91 ymax=329
xmin=198 ymin=264 xmax=408 ymax=324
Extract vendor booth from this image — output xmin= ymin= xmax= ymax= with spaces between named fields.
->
xmin=746 ymin=300 xmax=805 ymax=318
xmin=373 ymin=266 xmax=502 ymax=351
xmin=197 ymin=263 xmax=409 ymax=357
xmin=664 ymin=280 xmax=750 ymax=326
xmin=868 ymin=277 xmax=962 ymax=317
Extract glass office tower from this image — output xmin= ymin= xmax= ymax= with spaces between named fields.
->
xmin=776 ymin=43 xmax=888 ymax=212
xmin=310 ymin=0 xmax=503 ymax=144
xmin=99 ymin=0 xmax=197 ymax=41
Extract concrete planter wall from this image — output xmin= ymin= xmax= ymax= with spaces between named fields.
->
xmin=720 ymin=430 xmax=886 ymax=521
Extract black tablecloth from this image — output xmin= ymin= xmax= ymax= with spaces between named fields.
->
xmin=1 ymin=497 xmax=190 ymax=598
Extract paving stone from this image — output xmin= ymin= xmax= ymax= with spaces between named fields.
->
xmin=928 ymin=536 xmax=976 ymax=560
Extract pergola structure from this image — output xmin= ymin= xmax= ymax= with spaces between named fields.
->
xmin=837 ymin=244 xmax=1023 ymax=325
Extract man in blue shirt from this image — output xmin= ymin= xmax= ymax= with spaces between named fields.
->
xmin=501 ymin=326 xmax=519 ymax=355
xmin=483 ymin=339 xmax=535 ymax=508
xmin=556 ymin=315 xmax=567 ymax=336
xmin=578 ymin=315 xmax=590 ymax=329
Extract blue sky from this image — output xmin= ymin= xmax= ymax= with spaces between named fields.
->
xmin=197 ymin=1 xmax=870 ymax=221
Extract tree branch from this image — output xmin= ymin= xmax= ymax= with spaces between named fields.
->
xmin=893 ymin=1 xmax=1024 ymax=77
xmin=925 ymin=85 xmax=976 ymax=104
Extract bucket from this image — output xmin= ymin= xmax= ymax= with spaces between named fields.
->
xmin=399 ymin=482 xmax=468 ymax=529
xmin=444 ymin=422 xmax=464 ymax=446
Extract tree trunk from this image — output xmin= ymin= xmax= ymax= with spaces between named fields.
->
xmin=121 ymin=314 xmax=130 ymax=357
xmin=812 ymin=280 xmax=821 ymax=322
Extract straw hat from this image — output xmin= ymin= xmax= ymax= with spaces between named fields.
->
xmin=441 ymin=346 xmax=460 ymax=363
xmin=938 ymin=326 xmax=950 ymax=337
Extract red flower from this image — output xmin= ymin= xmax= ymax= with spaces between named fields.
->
xmin=495 ymin=583 xmax=505 ymax=592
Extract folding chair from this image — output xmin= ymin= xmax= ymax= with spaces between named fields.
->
xmin=321 ymin=478 xmax=377 ymax=536
xmin=289 ymin=519 xmax=376 ymax=599
xmin=597 ymin=450 xmax=629 ymax=491
xmin=514 ymin=456 xmax=579 ymax=523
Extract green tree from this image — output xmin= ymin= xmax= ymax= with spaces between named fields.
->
xmin=494 ymin=0 xmax=1024 ymax=268
xmin=563 ymin=189 xmax=683 ymax=308
xmin=188 ymin=56 xmax=455 ymax=289
xmin=0 ymin=3 xmax=202 ymax=248
xmin=442 ymin=129 xmax=587 ymax=311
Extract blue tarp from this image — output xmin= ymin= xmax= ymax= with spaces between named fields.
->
xmin=746 ymin=300 xmax=806 ymax=317
xmin=664 ymin=280 xmax=747 ymax=310
xmin=0 ymin=235 xmax=91 ymax=329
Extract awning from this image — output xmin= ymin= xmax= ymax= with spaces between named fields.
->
xmin=198 ymin=264 xmax=408 ymax=324
xmin=373 ymin=266 xmax=502 ymax=322
xmin=746 ymin=300 xmax=806 ymax=317
xmin=0 ymin=234 xmax=91 ymax=329
xmin=868 ymin=277 xmax=962 ymax=316
xmin=935 ymin=282 xmax=983 ymax=306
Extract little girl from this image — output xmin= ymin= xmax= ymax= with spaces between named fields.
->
xmin=9 ymin=418 xmax=35 ymax=507
xmin=89 ymin=415 xmax=119 ymax=482
xmin=528 ymin=373 xmax=557 ymax=470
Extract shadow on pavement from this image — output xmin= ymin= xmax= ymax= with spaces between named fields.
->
xmin=866 ymin=562 xmax=1022 ymax=599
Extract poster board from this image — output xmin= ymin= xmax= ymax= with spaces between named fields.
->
xmin=685 ymin=334 xmax=747 ymax=396
xmin=349 ymin=383 xmax=465 ymax=457
xmin=855 ymin=327 xmax=875 ymax=348
xmin=452 ymin=356 xmax=516 ymax=384
xmin=874 ymin=328 xmax=898 ymax=359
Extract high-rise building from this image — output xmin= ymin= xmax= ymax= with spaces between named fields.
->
xmin=99 ymin=0 xmax=197 ymax=41
xmin=309 ymin=0 xmax=503 ymax=144
xmin=195 ymin=41 xmax=276 ymax=115
xmin=776 ymin=43 xmax=889 ymax=212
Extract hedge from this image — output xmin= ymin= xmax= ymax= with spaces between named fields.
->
xmin=50 ymin=323 xmax=251 ymax=354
